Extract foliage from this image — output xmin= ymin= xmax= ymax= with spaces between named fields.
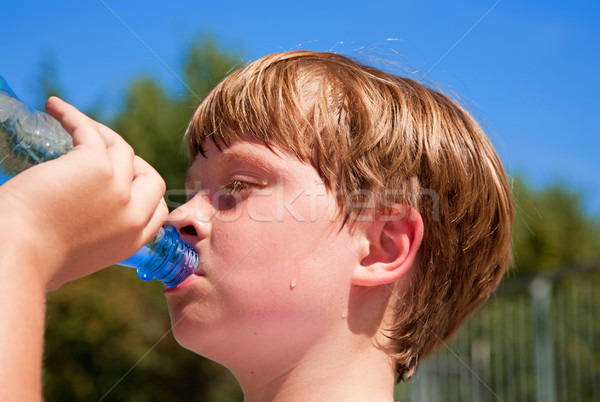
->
xmin=112 ymin=37 xmax=241 ymax=207
xmin=44 ymin=270 xmax=240 ymax=401
xmin=511 ymin=176 xmax=600 ymax=275
xmin=395 ymin=270 xmax=600 ymax=401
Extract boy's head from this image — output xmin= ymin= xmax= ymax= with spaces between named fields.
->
xmin=181 ymin=50 xmax=513 ymax=380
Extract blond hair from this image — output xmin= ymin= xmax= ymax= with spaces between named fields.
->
xmin=185 ymin=51 xmax=514 ymax=380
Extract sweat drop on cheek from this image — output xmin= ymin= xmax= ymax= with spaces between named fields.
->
xmin=0 ymin=74 xmax=198 ymax=287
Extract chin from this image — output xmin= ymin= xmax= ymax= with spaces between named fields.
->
xmin=170 ymin=315 xmax=210 ymax=353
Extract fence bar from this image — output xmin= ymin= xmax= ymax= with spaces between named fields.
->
xmin=530 ymin=277 xmax=556 ymax=402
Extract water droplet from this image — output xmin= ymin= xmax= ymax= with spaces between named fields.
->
xmin=290 ymin=262 xmax=301 ymax=290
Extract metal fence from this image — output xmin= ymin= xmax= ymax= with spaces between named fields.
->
xmin=394 ymin=264 xmax=600 ymax=402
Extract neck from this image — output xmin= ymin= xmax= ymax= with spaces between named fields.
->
xmin=234 ymin=330 xmax=396 ymax=402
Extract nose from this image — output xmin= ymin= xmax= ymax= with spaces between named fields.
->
xmin=166 ymin=195 xmax=212 ymax=241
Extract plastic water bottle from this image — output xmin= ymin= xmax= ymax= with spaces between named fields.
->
xmin=0 ymin=75 xmax=198 ymax=287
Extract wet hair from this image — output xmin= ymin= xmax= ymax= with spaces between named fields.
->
xmin=185 ymin=50 xmax=514 ymax=380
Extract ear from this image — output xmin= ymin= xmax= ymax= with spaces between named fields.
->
xmin=352 ymin=205 xmax=423 ymax=286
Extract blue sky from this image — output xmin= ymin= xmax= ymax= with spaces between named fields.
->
xmin=2 ymin=0 xmax=599 ymax=213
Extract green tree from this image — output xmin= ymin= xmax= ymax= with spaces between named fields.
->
xmin=112 ymin=37 xmax=241 ymax=208
xmin=182 ymin=36 xmax=243 ymax=103
xmin=511 ymin=176 xmax=600 ymax=274
xmin=112 ymin=77 xmax=186 ymax=192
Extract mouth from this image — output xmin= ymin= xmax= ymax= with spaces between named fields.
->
xmin=193 ymin=264 xmax=205 ymax=276
xmin=163 ymin=273 xmax=203 ymax=293
xmin=163 ymin=243 xmax=204 ymax=292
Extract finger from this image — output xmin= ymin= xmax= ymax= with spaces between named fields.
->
xmin=91 ymin=119 xmax=127 ymax=149
xmin=139 ymin=197 xmax=170 ymax=246
xmin=129 ymin=156 xmax=167 ymax=222
xmin=91 ymin=119 xmax=144 ymax=186
xmin=131 ymin=155 xmax=165 ymax=190
xmin=45 ymin=97 xmax=106 ymax=150
xmin=103 ymin=129 xmax=136 ymax=187
xmin=131 ymin=157 xmax=166 ymax=200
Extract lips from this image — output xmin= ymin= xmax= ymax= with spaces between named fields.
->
xmin=164 ymin=273 xmax=202 ymax=293
xmin=192 ymin=262 xmax=205 ymax=277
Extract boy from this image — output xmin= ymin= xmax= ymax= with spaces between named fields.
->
xmin=0 ymin=50 xmax=513 ymax=401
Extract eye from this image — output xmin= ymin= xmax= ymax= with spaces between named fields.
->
xmin=224 ymin=180 xmax=253 ymax=194
xmin=215 ymin=180 xmax=255 ymax=211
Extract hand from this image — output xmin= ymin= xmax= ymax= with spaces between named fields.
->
xmin=0 ymin=97 xmax=169 ymax=291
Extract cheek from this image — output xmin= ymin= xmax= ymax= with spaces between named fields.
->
xmin=215 ymin=221 xmax=356 ymax=314
xmin=208 ymin=188 xmax=356 ymax=313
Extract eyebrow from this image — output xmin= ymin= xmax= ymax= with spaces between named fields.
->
xmin=221 ymin=148 xmax=283 ymax=171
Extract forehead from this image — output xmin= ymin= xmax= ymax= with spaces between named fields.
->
xmin=184 ymin=139 xmax=296 ymax=187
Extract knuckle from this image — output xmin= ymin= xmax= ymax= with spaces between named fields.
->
xmin=124 ymin=143 xmax=135 ymax=159
xmin=157 ymin=177 xmax=167 ymax=195
xmin=158 ymin=204 xmax=170 ymax=221
xmin=114 ymin=185 xmax=132 ymax=206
